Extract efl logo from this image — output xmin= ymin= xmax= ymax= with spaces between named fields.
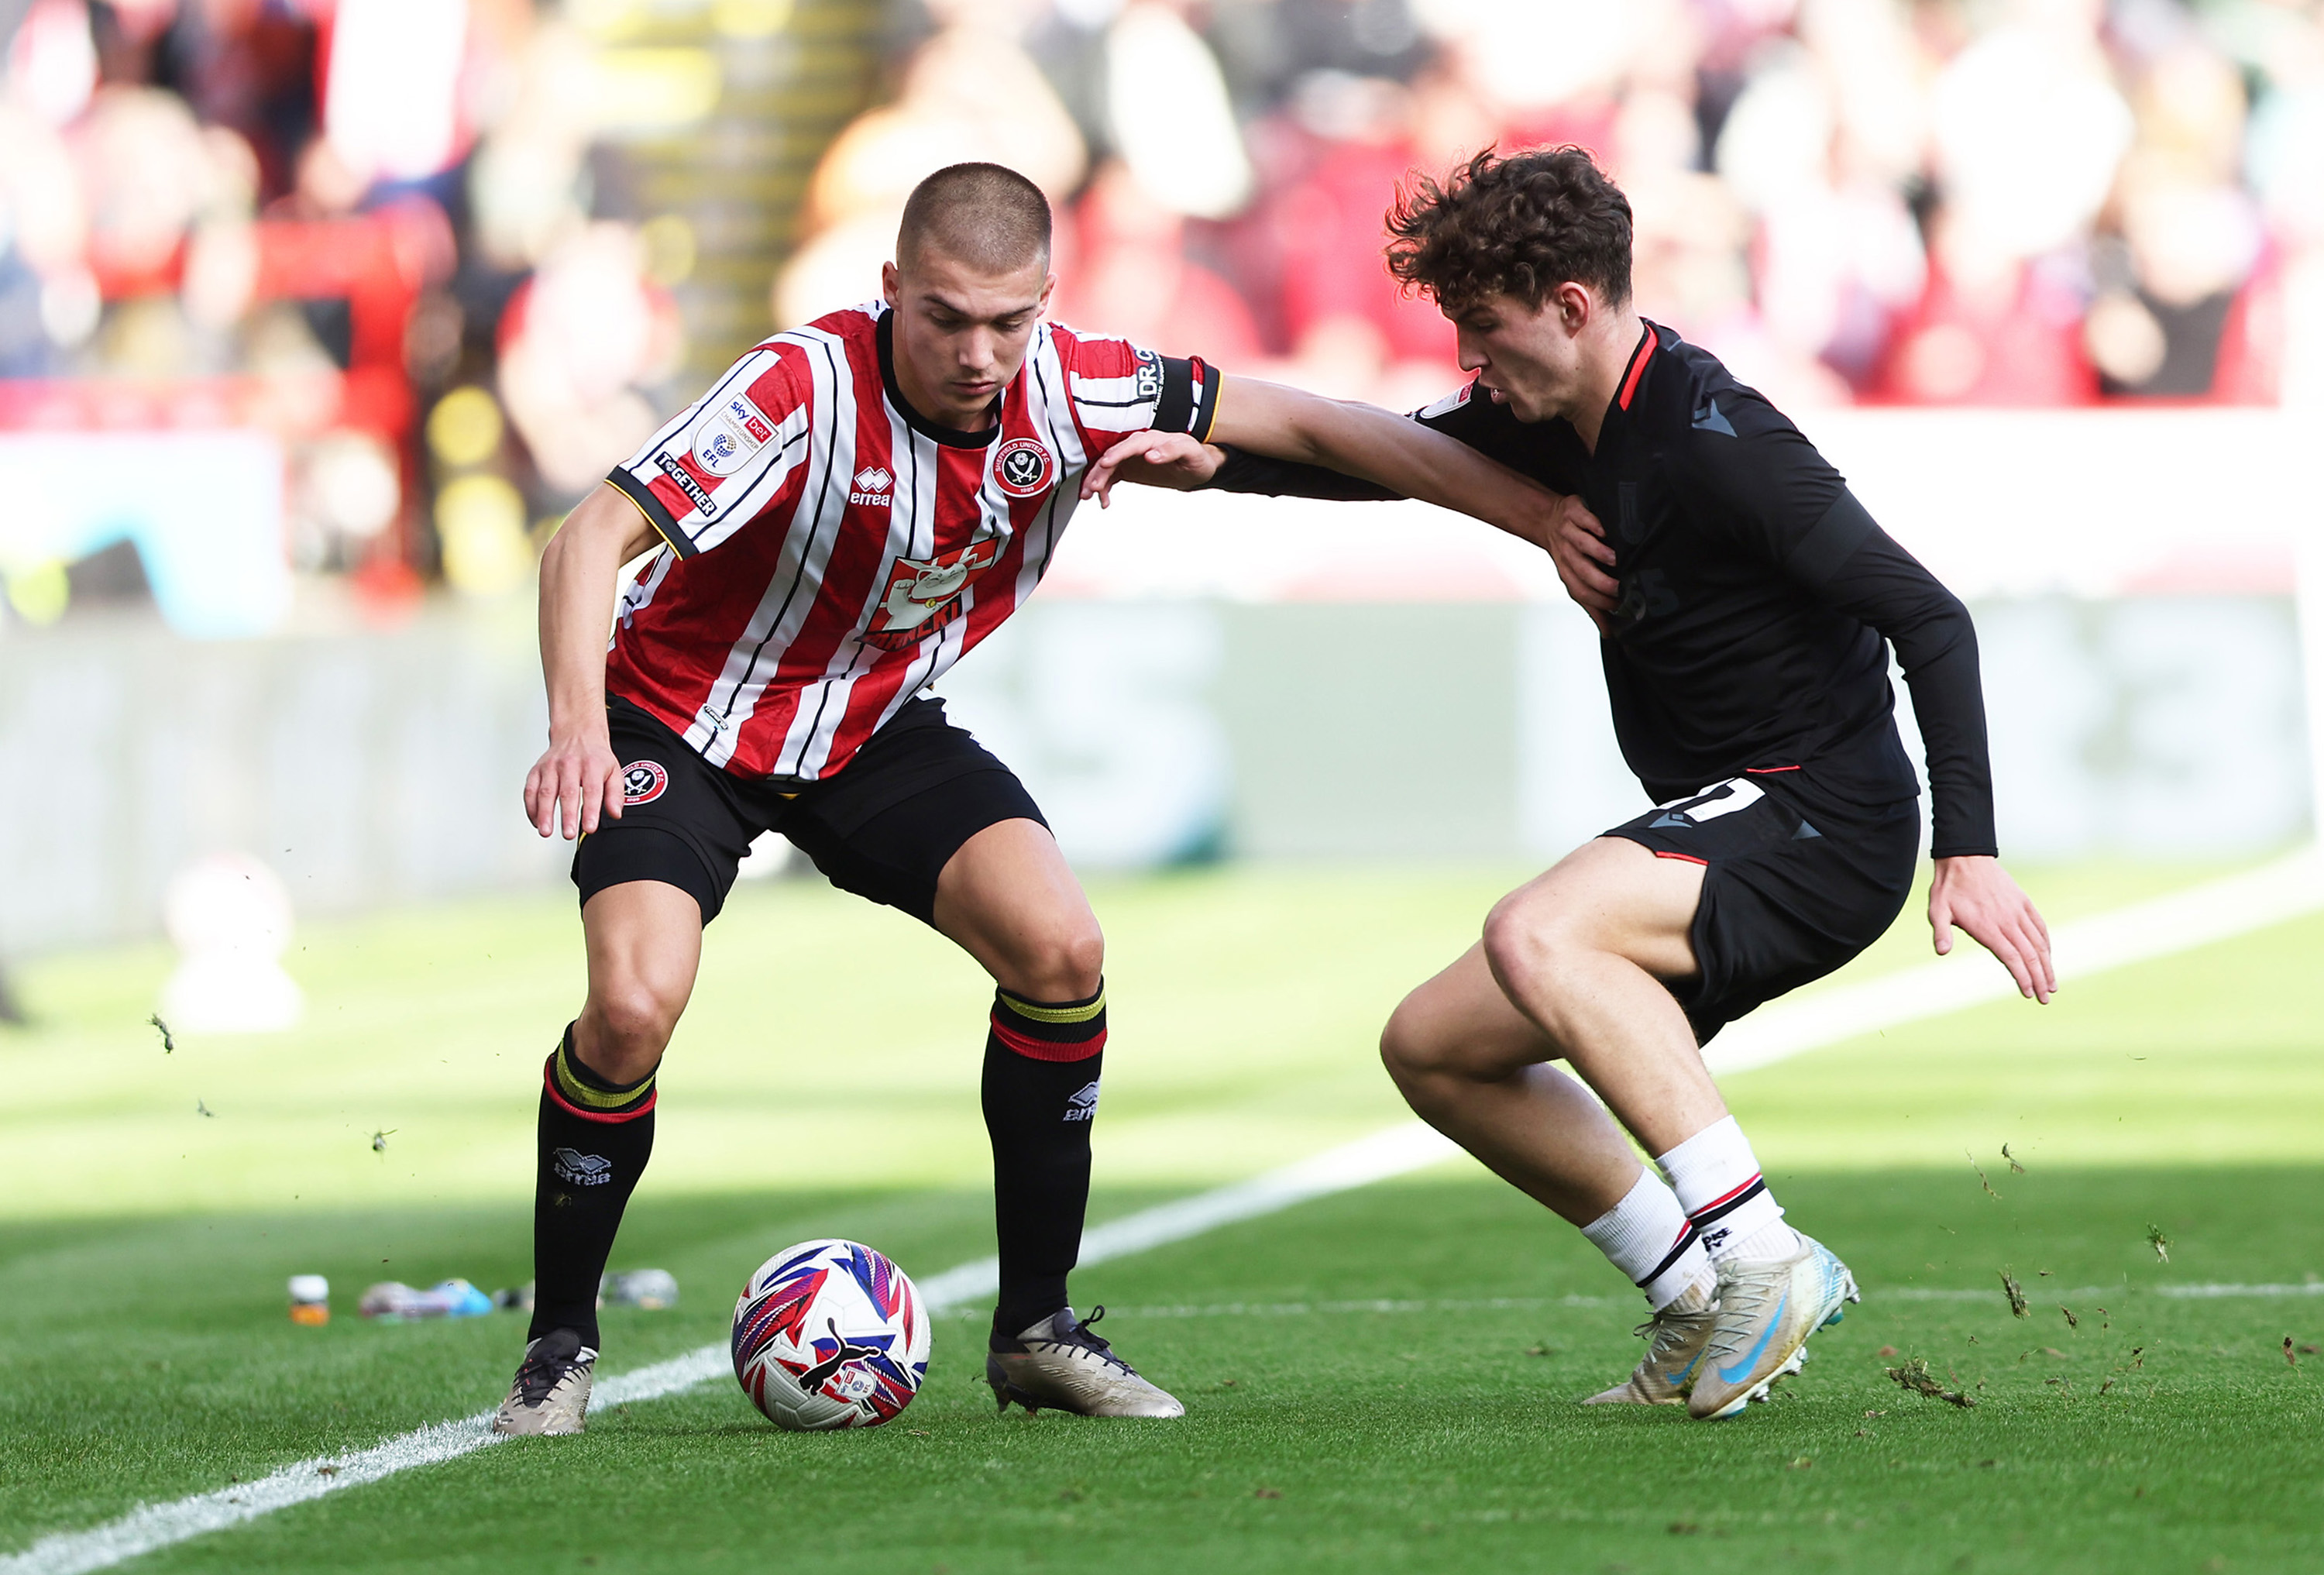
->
xmin=994 ymin=438 xmax=1054 ymax=498
xmin=850 ymin=465 xmax=894 ymax=507
xmin=621 ymin=760 xmax=669 ymax=805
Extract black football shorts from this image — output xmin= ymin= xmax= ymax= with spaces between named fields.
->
xmin=1604 ymin=772 xmax=1920 ymax=1044
xmin=572 ymin=693 xmax=1047 ymax=926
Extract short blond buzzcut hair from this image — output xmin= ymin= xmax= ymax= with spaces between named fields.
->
xmin=896 ymin=163 xmax=1053 ymax=274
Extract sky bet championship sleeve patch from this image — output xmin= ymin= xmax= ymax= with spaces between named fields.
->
xmin=606 ymin=345 xmax=812 ymax=559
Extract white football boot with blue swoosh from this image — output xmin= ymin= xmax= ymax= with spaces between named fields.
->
xmin=1686 ymin=1234 xmax=1858 ymax=1420
xmin=1581 ymin=1301 xmax=1807 ymax=1406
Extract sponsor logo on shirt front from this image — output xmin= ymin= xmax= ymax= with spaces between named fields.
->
xmin=993 ymin=437 xmax=1054 ymax=499
xmin=653 ymin=449 xmax=717 ymax=514
xmin=850 ymin=465 xmax=894 ymax=507
xmin=865 ymin=538 xmax=1002 ymax=650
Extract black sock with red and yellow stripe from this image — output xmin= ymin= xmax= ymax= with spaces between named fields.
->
xmin=528 ymin=1025 xmax=657 ymax=1350
xmin=982 ymin=983 xmax=1106 ymax=1341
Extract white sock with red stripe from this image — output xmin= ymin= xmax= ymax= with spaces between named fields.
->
xmin=1580 ymin=1167 xmax=1716 ymax=1312
xmin=1657 ymin=1116 xmax=1800 ymax=1263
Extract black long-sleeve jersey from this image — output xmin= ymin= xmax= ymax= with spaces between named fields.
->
xmin=1208 ymin=322 xmax=1999 ymax=857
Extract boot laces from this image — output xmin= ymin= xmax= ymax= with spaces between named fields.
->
xmin=514 ymin=1336 xmax=587 ymax=1405
xmin=1040 ymin=1305 xmax=1134 ymax=1374
xmin=1632 ymin=1305 xmax=1714 ymax=1364
xmin=1703 ymin=1264 xmax=1785 ymax=1364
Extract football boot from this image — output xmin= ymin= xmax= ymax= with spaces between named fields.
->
xmin=491 ymin=1329 xmax=597 ymax=1436
xmin=1581 ymin=1300 xmax=1722 ymax=1405
xmin=986 ymin=1305 xmax=1184 ymax=1419
xmin=1686 ymin=1234 xmax=1859 ymax=1420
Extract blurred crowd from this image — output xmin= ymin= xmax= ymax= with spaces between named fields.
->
xmin=2 ymin=0 xmax=2321 ymax=617
xmin=816 ymin=0 xmax=2324 ymax=415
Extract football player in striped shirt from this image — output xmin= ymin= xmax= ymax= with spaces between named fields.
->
xmin=1088 ymin=147 xmax=2055 ymax=1421
xmin=492 ymin=162 xmax=1567 ymax=1434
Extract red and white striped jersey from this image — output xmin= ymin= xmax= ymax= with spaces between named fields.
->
xmin=603 ymin=302 xmax=1219 ymax=782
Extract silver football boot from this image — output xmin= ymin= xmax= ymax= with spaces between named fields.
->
xmin=492 ymin=1329 xmax=597 ymax=1436
xmin=986 ymin=1305 xmax=1184 ymax=1419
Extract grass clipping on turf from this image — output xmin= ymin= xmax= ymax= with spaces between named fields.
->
xmin=1887 ymin=1359 xmax=1978 ymax=1408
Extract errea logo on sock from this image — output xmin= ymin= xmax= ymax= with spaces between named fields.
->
xmin=1064 ymin=1081 xmax=1100 ymax=1122
xmin=553 ymin=1148 xmax=613 ymax=1185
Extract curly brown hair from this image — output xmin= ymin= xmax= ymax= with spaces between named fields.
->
xmin=1384 ymin=146 xmax=1632 ymax=315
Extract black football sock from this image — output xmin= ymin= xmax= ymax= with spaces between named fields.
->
xmin=528 ymin=1024 xmax=657 ymax=1350
xmin=982 ymin=982 xmax=1106 ymax=1342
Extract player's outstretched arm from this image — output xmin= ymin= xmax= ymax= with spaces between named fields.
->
xmin=1929 ymin=855 xmax=2055 ymax=1004
xmin=524 ymin=485 xmax=664 ymax=841
xmin=1205 ymin=374 xmax=1563 ymax=545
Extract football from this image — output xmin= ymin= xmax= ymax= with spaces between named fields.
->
xmin=731 ymin=1239 xmax=931 ymax=1431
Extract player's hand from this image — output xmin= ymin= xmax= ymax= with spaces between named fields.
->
xmin=524 ymin=725 xmax=624 ymax=841
xmin=1929 ymin=855 xmax=2055 ymax=1004
xmin=1545 ymin=494 xmax=1619 ymax=616
xmin=1081 ymin=431 xmax=1226 ymax=507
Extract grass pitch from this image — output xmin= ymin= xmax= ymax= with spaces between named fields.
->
xmin=4 ymin=861 xmax=2322 ymax=1572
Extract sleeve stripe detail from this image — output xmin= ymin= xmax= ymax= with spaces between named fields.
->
xmin=1188 ymin=357 xmax=1219 ymax=443
xmin=604 ymin=469 xmax=697 ymax=559
xmin=1783 ymin=488 xmax=1879 ymax=586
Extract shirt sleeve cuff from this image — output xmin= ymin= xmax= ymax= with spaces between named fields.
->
xmin=605 ymin=469 xmax=698 ymax=559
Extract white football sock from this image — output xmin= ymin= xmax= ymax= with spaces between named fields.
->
xmin=1580 ymin=1166 xmax=1717 ymax=1311
xmin=1657 ymin=1116 xmax=1800 ymax=1262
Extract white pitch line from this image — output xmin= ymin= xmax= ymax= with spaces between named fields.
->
xmin=10 ymin=850 xmax=2320 ymax=1575
xmin=0 ymin=1125 xmax=1461 ymax=1575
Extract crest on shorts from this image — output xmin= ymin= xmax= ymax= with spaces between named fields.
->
xmin=993 ymin=437 xmax=1054 ymax=499
xmin=621 ymin=760 xmax=669 ymax=805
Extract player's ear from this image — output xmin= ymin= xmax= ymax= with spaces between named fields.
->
xmin=882 ymin=260 xmax=902 ymax=308
xmin=1037 ymin=270 xmax=1055 ymax=317
xmin=1556 ymin=280 xmax=1590 ymax=335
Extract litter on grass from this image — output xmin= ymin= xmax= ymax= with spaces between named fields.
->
xmin=2061 ymin=1305 xmax=2080 ymax=1329
xmin=2002 ymin=1271 xmax=2030 ymax=1318
xmin=1886 ymin=1359 xmax=1976 ymax=1408
xmin=288 ymin=1274 xmax=328 ymax=1326
xmin=603 ymin=1268 xmax=679 ymax=1309
xmin=369 ymin=1129 xmax=395 ymax=1153
xmin=1970 ymin=1154 xmax=2003 ymax=1199
xmin=148 ymin=1013 xmax=174 ymax=1053
xmin=359 ymin=1279 xmax=494 ymax=1320
xmin=195 ymin=1098 xmax=214 ymax=1118
xmin=2003 ymin=1143 xmax=2026 ymax=1174
xmin=2147 ymin=1225 xmax=2171 ymax=1263
xmin=2287 ymin=1336 xmax=2298 ymax=1367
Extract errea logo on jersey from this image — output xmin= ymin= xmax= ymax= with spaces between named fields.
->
xmin=850 ymin=466 xmax=894 ymax=507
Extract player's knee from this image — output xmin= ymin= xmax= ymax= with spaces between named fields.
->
xmin=1481 ymin=892 xmax=1587 ymax=988
xmin=1379 ymin=994 xmax=1455 ymax=1087
xmin=585 ymin=978 xmax=682 ymax=1070
xmin=1009 ymin=917 xmax=1105 ymax=1003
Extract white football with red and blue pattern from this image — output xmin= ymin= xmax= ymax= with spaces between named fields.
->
xmin=731 ymin=1239 xmax=930 ymax=1431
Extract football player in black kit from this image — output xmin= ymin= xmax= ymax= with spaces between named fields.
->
xmin=1085 ymin=146 xmax=2055 ymax=1420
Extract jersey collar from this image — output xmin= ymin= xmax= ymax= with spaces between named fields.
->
xmin=1591 ymin=319 xmax=1662 ymax=449
xmin=877 ymin=311 xmax=1004 ymax=449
